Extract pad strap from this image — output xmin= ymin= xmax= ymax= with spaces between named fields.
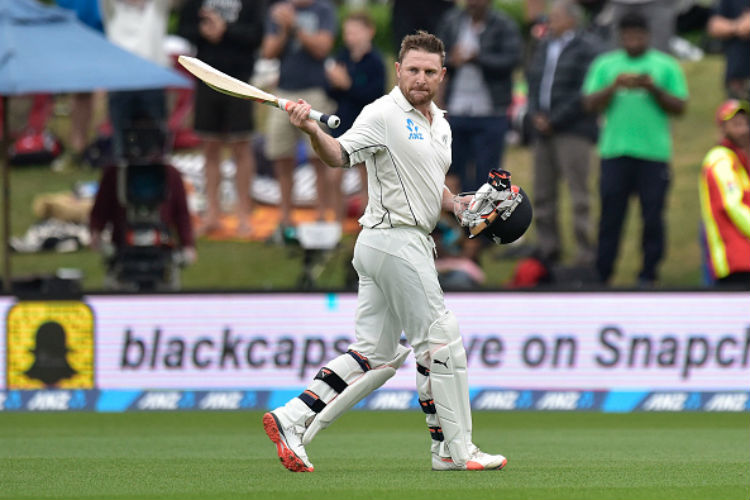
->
xmin=429 ymin=426 xmax=444 ymax=441
xmin=347 ymin=350 xmax=371 ymax=372
xmin=314 ymin=367 xmax=348 ymax=393
xmin=419 ymin=399 xmax=436 ymax=414
xmin=416 ymin=363 xmax=430 ymax=376
xmin=298 ymin=390 xmax=326 ymax=413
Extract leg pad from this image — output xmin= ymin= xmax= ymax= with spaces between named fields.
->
xmin=302 ymin=345 xmax=410 ymax=445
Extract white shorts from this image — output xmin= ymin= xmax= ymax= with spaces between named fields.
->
xmin=349 ymin=227 xmax=447 ymax=367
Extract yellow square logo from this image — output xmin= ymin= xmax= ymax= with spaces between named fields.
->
xmin=7 ymin=301 xmax=94 ymax=389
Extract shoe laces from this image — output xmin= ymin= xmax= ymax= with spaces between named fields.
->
xmin=468 ymin=444 xmax=486 ymax=459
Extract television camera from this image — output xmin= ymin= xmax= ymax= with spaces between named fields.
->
xmin=103 ymin=125 xmax=186 ymax=291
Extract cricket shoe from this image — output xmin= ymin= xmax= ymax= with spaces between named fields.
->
xmin=263 ymin=411 xmax=314 ymax=472
xmin=432 ymin=445 xmax=507 ymax=471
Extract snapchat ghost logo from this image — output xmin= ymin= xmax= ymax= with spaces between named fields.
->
xmin=7 ymin=301 xmax=94 ymax=389
xmin=24 ymin=321 xmax=77 ymax=386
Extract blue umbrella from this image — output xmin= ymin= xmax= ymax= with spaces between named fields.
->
xmin=0 ymin=0 xmax=192 ymax=290
xmin=0 ymin=0 xmax=190 ymax=94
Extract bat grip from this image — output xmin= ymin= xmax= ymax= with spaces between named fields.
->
xmin=311 ymin=110 xmax=341 ymax=130
xmin=277 ymin=98 xmax=341 ymax=129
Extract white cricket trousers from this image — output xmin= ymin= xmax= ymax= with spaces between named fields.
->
xmin=349 ymin=226 xmax=447 ymax=367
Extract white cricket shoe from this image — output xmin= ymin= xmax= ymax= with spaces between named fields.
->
xmin=262 ymin=411 xmax=314 ymax=472
xmin=432 ymin=444 xmax=507 ymax=471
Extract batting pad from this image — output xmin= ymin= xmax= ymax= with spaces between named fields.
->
xmin=302 ymin=345 xmax=410 ymax=445
xmin=430 ymin=337 xmax=473 ymax=465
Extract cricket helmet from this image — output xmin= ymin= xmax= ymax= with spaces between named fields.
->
xmin=480 ymin=185 xmax=533 ymax=245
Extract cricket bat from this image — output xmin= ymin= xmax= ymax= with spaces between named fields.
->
xmin=178 ymin=55 xmax=340 ymax=129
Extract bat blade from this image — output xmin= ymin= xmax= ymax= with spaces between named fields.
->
xmin=177 ymin=55 xmax=340 ymax=129
xmin=178 ymin=55 xmax=277 ymax=104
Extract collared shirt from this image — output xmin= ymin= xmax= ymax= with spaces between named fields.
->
xmin=338 ymin=87 xmax=452 ymax=233
xmin=539 ymin=30 xmax=575 ymax=111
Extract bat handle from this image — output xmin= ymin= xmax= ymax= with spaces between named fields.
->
xmin=311 ymin=110 xmax=341 ymax=130
xmin=277 ymin=98 xmax=341 ymax=129
xmin=469 ymin=209 xmax=499 ymax=238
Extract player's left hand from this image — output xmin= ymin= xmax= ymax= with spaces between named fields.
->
xmin=455 ymin=169 xmax=516 ymax=236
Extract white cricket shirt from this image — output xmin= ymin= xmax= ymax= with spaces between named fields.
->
xmin=338 ymin=86 xmax=452 ymax=234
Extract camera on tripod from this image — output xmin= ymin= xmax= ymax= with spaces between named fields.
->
xmin=103 ymin=124 xmax=184 ymax=291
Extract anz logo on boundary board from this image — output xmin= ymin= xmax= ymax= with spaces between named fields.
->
xmin=406 ymin=118 xmax=424 ymax=140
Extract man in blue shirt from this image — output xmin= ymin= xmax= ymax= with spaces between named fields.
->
xmin=262 ymin=0 xmax=337 ymax=238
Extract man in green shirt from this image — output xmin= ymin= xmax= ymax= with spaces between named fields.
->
xmin=583 ymin=11 xmax=688 ymax=286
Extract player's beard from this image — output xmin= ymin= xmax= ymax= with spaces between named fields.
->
xmin=401 ymin=83 xmax=434 ymax=108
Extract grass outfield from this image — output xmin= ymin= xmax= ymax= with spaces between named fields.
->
xmin=0 ymin=411 xmax=747 ymax=499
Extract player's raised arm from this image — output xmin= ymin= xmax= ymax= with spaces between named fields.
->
xmin=287 ymin=99 xmax=349 ymax=169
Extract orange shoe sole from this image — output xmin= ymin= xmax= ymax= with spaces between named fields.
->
xmin=466 ymin=457 xmax=508 ymax=471
xmin=262 ymin=412 xmax=313 ymax=472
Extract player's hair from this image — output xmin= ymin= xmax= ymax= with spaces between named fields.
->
xmin=398 ymin=30 xmax=445 ymax=64
xmin=344 ymin=10 xmax=375 ymax=30
xmin=618 ymin=11 xmax=649 ymax=32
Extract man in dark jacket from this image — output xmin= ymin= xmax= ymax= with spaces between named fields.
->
xmin=526 ymin=0 xmax=599 ymax=266
xmin=437 ymin=0 xmax=522 ymax=191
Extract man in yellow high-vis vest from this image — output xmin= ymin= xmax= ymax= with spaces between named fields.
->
xmin=699 ymin=99 xmax=750 ymax=288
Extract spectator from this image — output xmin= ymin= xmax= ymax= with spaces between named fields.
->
xmin=178 ymin=0 xmax=265 ymax=237
xmin=526 ymin=0 xmax=599 ymax=266
xmin=325 ymin=11 xmax=385 ymax=223
xmin=437 ymin=172 xmax=490 ymax=291
xmin=261 ymin=0 xmax=336 ymax=239
xmin=525 ymin=0 xmax=547 ymax=24
xmin=525 ymin=1 xmax=608 ymax=33
xmin=100 ymin=0 xmax=170 ymax=159
xmin=707 ymin=0 xmax=750 ymax=101
xmin=53 ymin=0 xmax=104 ymax=171
xmin=433 ymin=214 xmax=487 ymax=290
xmin=604 ymin=0 xmax=681 ymax=54
xmin=437 ymin=0 xmax=522 ymax=191
xmin=577 ymin=0 xmax=607 ymax=20
xmin=391 ymin=0 xmax=454 ymax=54
xmin=583 ymin=11 xmax=688 ymax=286
xmin=699 ymin=99 xmax=750 ymax=289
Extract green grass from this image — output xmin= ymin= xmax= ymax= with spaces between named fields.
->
xmin=0 ymin=411 xmax=747 ymax=499
xmin=0 ymin=55 xmax=733 ymax=289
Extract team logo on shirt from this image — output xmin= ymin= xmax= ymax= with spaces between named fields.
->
xmin=406 ymin=119 xmax=424 ymax=140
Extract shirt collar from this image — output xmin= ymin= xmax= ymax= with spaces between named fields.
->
xmin=550 ymin=30 xmax=575 ymax=46
xmin=390 ymin=86 xmax=445 ymax=119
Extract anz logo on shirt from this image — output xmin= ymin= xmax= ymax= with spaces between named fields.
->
xmin=406 ymin=118 xmax=424 ymax=141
